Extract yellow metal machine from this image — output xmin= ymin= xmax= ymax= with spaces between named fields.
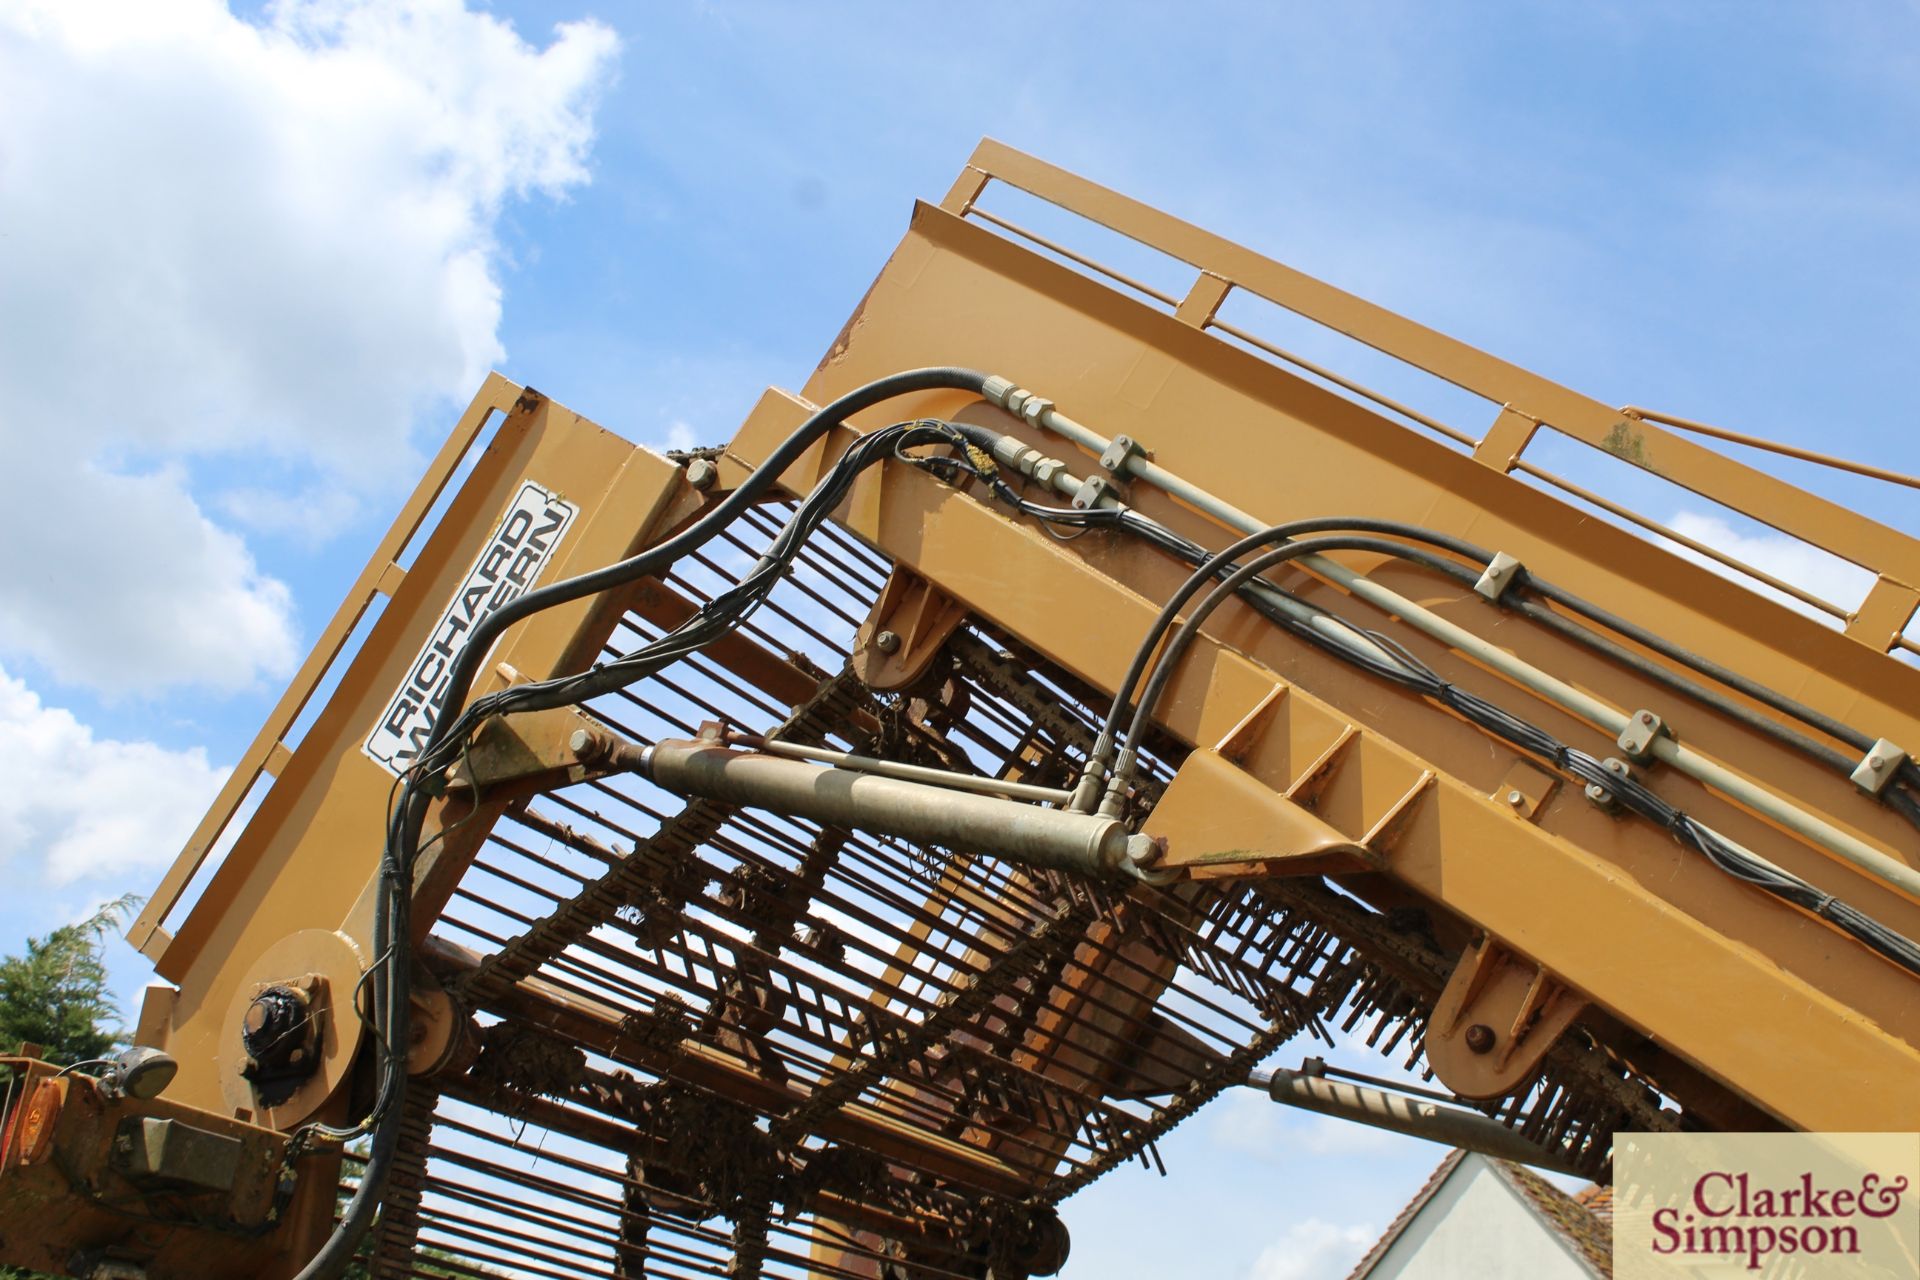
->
xmin=7 ymin=141 xmax=1920 ymax=1279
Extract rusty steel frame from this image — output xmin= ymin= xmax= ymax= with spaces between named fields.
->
xmin=94 ymin=141 xmax=1920 ymax=1279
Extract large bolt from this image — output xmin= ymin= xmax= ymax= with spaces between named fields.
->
xmin=685 ymin=458 xmax=718 ymax=491
xmin=873 ymin=629 xmax=901 ymax=655
xmin=1128 ymin=835 xmax=1167 ymax=868
xmin=1505 ymin=789 xmax=1525 ymax=808
xmin=1464 ymin=1024 xmax=1496 ymax=1054
xmin=570 ymin=728 xmax=608 ymax=762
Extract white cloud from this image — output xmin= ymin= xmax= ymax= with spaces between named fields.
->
xmin=659 ymin=420 xmax=699 ymax=454
xmin=0 ymin=0 xmax=619 ymax=692
xmin=1663 ymin=510 xmax=1875 ymax=627
xmin=0 ymin=457 xmax=300 ymax=693
xmin=216 ymin=483 xmax=365 ymax=545
xmin=1208 ymin=1087 xmax=1397 ymax=1160
xmin=1246 ymin=1218 xmax=1378 ymax=1280
xmin=0 ymin=664 xmax=229 ymax=886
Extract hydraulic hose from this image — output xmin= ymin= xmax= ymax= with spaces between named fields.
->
xmin=984 ymin=384 xmax=1920 ymax=853
xmin=1120 ymin=533 xmax=1920 ymax=976
xmin=298 ymin=368 xmax=992 ymax=1280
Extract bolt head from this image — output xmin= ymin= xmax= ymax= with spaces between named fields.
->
xmin=1640 ymin=712 xmax=1655 ymax=726
xmin=1464 ymin=1024 xmax=1496 ymax=1054
xmin=1129 ymin=835 xmax=1167 ymax=868
xmin=1871 ymin=756 xmax=1889 ymax=771
xmin=874 ymin=629 xmax=901 ymax=654
xmin=1506 ymin=789 xmax=1525 ymax=806
xmin=685 ymin=458 xmax=717 ymax=491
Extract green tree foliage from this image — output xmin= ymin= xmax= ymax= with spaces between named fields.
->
xmin=0 ymin=894 xmax=140 ymax=1066
xmin=0 ymin=897 xmax=140 ymax=1279
xmin=0 ymin=901 xmax=490 ymax=1279
xmin=0 ymin=886 xmax=141 ymax=1274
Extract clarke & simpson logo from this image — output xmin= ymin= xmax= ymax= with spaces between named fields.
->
xmin=1617 ymin=1133 xmax=1918 ymax=1278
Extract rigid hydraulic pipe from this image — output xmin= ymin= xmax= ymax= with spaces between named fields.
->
xmin=981 ymin=434 xmax=1406 ymax=672
xmin=639 ymin=741 xmax=1155 ymax=879
xmin=1247 ymin=1066 xmax=1586 ymax=1178
xmin=981 ymin=379 xmax=1920 ymax=903
xmin=722 ymin=732 xmax=1076 ymax=804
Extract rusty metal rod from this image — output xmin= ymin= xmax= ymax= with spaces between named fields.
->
xmin=456 ymin=859 xmax=1202 ymax=1167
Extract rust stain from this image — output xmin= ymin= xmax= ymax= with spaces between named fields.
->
xmin=815 ymin=259 xmax=891 ymax=373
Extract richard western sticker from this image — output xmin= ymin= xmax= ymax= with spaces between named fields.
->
xmin=364 ymin=480 xmax=578 ymax=776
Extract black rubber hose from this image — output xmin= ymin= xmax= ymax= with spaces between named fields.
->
xmin=1254 ymin=534 xmax=1868 ymax=777
xmin=1074 ymin=506 xmax=1915 ymax=827
xmin=1122 ymin=535 xmax=1440 ymax=762
xmin=930 ymin=455 xmax=1920 ymax=970
xmin=1242 ymin=519 xmax=1920 ymax=823
xmin=1121 ymin=535 xmax=1920 ymax=976
xmin=1094 ymin=517 xmax=1409 ymax=766
xmin=298 ymin=368 xmax=991 ymax=1280
xmin=1269 ymin=517 xmax=1886 ymax=759
xmin=434 ymin=367 xmax=989 ymax=734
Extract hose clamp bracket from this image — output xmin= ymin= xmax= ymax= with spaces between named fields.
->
xmin=1474 ymin=551 xmax=1524 ymax=602
xmin=1852 ymin=738 xmax=1908 ymax=795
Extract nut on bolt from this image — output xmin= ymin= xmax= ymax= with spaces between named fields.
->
xmin=1464 ymin=1024 xmax=1496 ymax=1054
xmin=873 ymin=629 xmax=901 ymax=655
xmin=569 ymin=728 xmax=610 ymax=762
xmin=685 ymin=458 xmax=718 ymax=491
xmin=1585 ymin=756 xmax=1633 ymax=811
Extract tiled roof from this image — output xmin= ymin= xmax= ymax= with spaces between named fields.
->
xmin=1489 ymin=1159 xmax=1613 ymax=1279
xmin=1345 ymin=1150 xmax=1612 ymax=1280
xmin=1575 ymin=1183 xmax=1614 ymax=1223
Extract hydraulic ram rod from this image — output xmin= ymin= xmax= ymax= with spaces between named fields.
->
xmin=721 ymin=732 xmax=1076 ymax=804
xmin=1247 ymin=1066 xmax=1587 ymax=1178
xmin=638 ymin=741 xmax=1159 ymax=879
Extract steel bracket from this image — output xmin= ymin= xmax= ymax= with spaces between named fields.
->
xmin=1583 ymin=757 xmax=1633 ymax=812
xmin=1474 ymin=551 xmax=1525 ymax=602
xmin=1617 ymin=709 xmax=1669 ymax=762
xmin=1426 ymin=937 xmax=1586 ymax=1101
xmin=1851 ymin=738 xmax=1909 ymax=795
xmin=441 ymin=705 xmax=624 ymax=797
xmin=1070 ymin=473 xmax=1117 ymax=510
xmin=1098 ymin=433 xmax=1147 ymax=475
xmin=851 ymin=567 xmax=970 ymax=691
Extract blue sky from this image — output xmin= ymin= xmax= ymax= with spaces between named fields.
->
xmin=3 ymin=3 xmax=1918 ymax=1277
